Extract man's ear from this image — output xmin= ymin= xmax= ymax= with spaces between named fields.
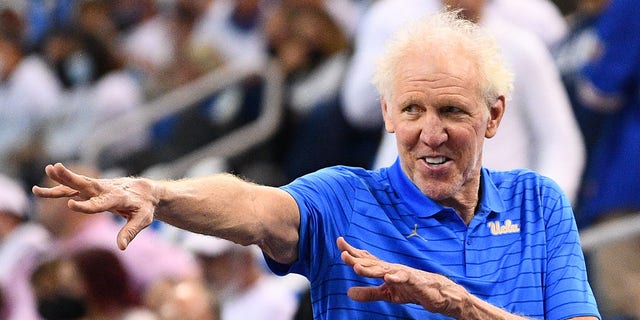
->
xmin=381 ymin=97 xmax=395 ymax=133
xmin=485 ymin=96 xmax=505 ymax=138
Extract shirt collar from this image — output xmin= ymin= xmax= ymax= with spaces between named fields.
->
xmin=387 ymin=159 xmax=506 ymax=217
xmin=478 ymin=167 xmax=507 ymax=214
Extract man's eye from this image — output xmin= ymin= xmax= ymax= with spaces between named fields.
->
xmin=443 ymin=106 xmax=463 ymax=113
xmin=402 ymin=104 xmax=421 ymax=113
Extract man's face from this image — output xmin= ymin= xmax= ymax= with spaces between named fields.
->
xmin=382 ymin=48 xmax=502 ymax=205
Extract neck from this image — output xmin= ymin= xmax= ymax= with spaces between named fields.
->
xmin=440 ymin=172 xmax=482 ymax=225
xmin=441 ymin=198 xmax=477 ymax=225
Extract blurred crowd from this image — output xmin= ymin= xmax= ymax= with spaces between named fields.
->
xmin=0 ymin=0 xmax=639 ymax=319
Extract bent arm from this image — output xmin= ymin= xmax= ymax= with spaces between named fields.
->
xmin=337 ymin=238 xmax=598 ymax=320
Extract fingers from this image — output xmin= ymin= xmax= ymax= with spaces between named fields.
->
xmin=338 ymin=237 xmax=373 ymax=266
xmin=336 ymin=236 xmax=351 ymax=252
xmin=117 ymin=222 xmax=137 ymax=250
xmin=45 ymin=163 xmax=100 ymax=196
xmin=33 ymin=163 xmax=99 ymax=199
xmin=347 ymin=286 xmax=387 ymax=302
xmin=116 ymin=208 xmax=154 ymax=250
xmin=68 ymin=193 xmax=122 ymax=214
xmin=32 ymin=184 xmax=79 ymax=198
xmin=338 ymin=237 xmax=392 ymax=279
xmin=337 ymin=237 xmax=357 ymax=267
xmin=337 ymin=237 xmax=376 ymax=261
xmin=35 ymin=163 xmax=155 ymax=251
xmin=383 ymin=269 xmax=410 ymax=284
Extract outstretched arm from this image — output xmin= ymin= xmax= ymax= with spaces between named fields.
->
xmin=32 ymin=163 xmax=301 ymax=264
xmin=337 ymin=237 xmax=597 ymax=320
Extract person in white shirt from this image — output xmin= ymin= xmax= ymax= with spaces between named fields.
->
xmin=488 ymin=0 xmax=569 ymax=50
xmin=181 ymin=233 xmax=300 ymax=320
xmin=190 ymin=0 xmax=269 ymax=70
xmin=0 ymin=9 xmax=62 ymax=178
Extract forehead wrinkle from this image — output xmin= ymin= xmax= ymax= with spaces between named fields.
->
xmin=399 ymin=80 xmax=472 ymax=96
xmin=405 ymin=81 xmax=475 ymax=97
xmin=397 ymin=90 xmax=474 ymax=109
xmin=394 ymin=59 xmax=481 ymax=101
xmin=433 ymin=93 xmax=476 ymax=110
xmin=401 ymin=72 xmax=471 ymax=87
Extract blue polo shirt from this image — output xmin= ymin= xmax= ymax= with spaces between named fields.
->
xmin=271 ymin=160 xmax=600 ymax=319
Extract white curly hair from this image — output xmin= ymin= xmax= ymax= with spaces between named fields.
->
xmin=371 ymin=9 xmax=514 ymax=106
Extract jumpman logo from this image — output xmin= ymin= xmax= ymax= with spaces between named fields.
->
xmin=407 ymin=224 xmax=427 ymax=242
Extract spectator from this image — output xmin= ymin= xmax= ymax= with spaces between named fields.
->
xmin=31 ymin=248 xmax=157 ymax=320
xmin=119 ymin=0 xmax=176 ymax=97
xmin=180 ymin=233 xmax=300 ymax=320
xmin=190 ymin=0 xmax=268 ymax=70
xmin=73 ymin=0 xmax=119 ymax=50
xmin=33 ymin=10 xmax=599 ymax=319
xmin=0 ymin=174 xmax=49 ymax=320
xmin=30 ymin=255 xmax=87 ymax=320
xmin=343 ymin=0 xmax=585 ymax=202
xmin=488 ymin=0 xmax=568 ymax=50
xmin=73 ymin=248 xmax=157 ymax=320
xmin=260 ymin=4 xmax=379 ymax=182
xmin=22 ymin=0 xmax=75 ymax=50
xmin=0 ymin=8 xmax=62 ymax=179
xmin=553 ymin=0 xmax=611 ymax=153
xmin=276 ymin=0 xmax=366 ymax=39
xmin=145 ymin=277 xmax=220 ymax=320
xmin=41 ymin=22 xmax=146 ymax=168
xmin=568 ymin=0 xmax=640 ymax=318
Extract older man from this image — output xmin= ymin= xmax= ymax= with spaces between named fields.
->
xmin=33 ymin=10 xmax=600 ymax=319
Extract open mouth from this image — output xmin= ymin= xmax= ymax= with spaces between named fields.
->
xmin=424 ymin=156 xmax=449 ymax=165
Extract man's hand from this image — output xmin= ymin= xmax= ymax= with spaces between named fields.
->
xmin=337 ymin=237 xmax=470 ymax=317
xmin=33 ymin=163 xmax=157 ymax=250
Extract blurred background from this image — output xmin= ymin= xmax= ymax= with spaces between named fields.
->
xmin=0 ymin=0 xmax=638 ymax=319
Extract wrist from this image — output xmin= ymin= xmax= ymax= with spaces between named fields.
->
xmin=438 ymin=284 xmax=476 ymax=319
xmin=138 ymin=177 xmax=163 ymax=216
xmin=457 ymin=294 xmax=527 ymax=320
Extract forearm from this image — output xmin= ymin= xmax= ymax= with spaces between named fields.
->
xmin=150 ymin=173 xmax=300 ymax=263
xmin=402 ymin=269 xmax=529 ymax=319
xmin=152 ymin=174 xmax=258 ymax=242
xmin=453 ymin=293 xmax=529 ymax=320
xmin=339 ymin=239 xmax=533 ymax=319
xmin=410 ymin=281 xmax=528 ymax=319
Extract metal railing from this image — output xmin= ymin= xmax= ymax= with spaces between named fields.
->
xmin=80 ymin=60 xmax=284 ymax=179
xmin=580 ymin=213 xmax=640 ymax=252
xmin=139 ymin=61 xmax=285 ymax=179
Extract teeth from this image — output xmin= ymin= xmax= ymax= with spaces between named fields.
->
xmin=425 ymin=156 xmax=446 ymax=165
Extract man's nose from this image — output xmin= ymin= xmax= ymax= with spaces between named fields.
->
xmin=420 ymin=113 xmax=448 ymax=147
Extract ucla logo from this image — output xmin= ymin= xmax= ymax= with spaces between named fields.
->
xmin=488 ymin=219 xmax=520 ymax=235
